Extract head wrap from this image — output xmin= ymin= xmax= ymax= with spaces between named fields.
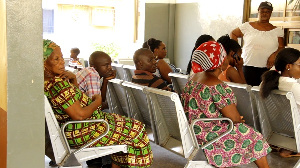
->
xmin=191 ymin=41 xmax=227 ymax=73
xmin=43 ymin=39 xmax=59 ymax=61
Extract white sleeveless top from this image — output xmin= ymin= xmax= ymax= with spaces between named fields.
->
xmin=239 ymin=22 xmax=284 ymax=68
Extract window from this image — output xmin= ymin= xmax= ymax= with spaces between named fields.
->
xmin=286 ymin=0 xmax=300 ymax=17
xmin=43 ymin=9 xmax=54 ymax=33
xmin=91 ymin=7 xmax=115 ymax=27
xmin=248 ymin=0 xmax=300 ymax=21
xmin=287 ymin=29 xmax=300 ymax=50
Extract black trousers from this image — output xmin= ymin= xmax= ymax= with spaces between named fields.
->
xmin=243 ymin=66 xmax=269 ymax=86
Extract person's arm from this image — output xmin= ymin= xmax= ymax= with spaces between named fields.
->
xmin=64 ymin=94 xmax=102 ymax=120
xmin=60 ymin=71 xmax=78 ymax=87
xmin=100 ymin=70 xmax=116 ymax=110
xmin=230 ymin=27 xmax=244 ymax=41
xmin=220 ymin=104 xmax=244 ymax=124
xmin=85 ymin=72 xmax=101 ymax=98
xmin=266 ymin=37 xmax=284 ymax=69
xmin=227 ymin=58 xmax=246 ymax=84
xmin=157 ymin=59 xmax=172 ymax=84
xmin=100 ymin=70 xmax=116 ymax=102
xmin=150 ymin=76 xmax=171 ymax=91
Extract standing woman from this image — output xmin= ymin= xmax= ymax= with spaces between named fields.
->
xmin=43 ymin=39 xmax=153 ymax=168
xmin=230 ymin=1 xmax=284 ymax=86
xmin=181 ymin=41 xmax=271 ymax=168
xmin=144 ymin=38 xmax=173 ymax=84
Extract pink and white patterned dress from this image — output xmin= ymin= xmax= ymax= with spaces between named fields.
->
xmin=181 ymin=80 xmax=271 ymax=167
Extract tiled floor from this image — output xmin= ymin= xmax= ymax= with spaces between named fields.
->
xmin=45 ymin=142 xmax=299 ymax=168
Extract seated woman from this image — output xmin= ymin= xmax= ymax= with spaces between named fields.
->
xmin=143 ymin=38 xmax=173 ymax=84
xmin=186 ymin=34 xmax=215 ymax=75
xmin=43 ymin=39 xmax=153 ymax=168
xmin=217 ymin=35 xmax=246 ymax=84
xmin=260 ymin=47 xmax=300 ymax=158
xmin=181 ymin=41 xmax=271 ymax=168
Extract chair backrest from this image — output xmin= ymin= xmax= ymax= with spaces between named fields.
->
xmin=121 ymin=82 xmax=151 ymax=126
xmin=123 ymin=65 xmax=136 ymax=82
xmin=251 ymin=86 xmax=300 ymax=153
xmin=225 ymin=82 xmax=260 ymax=130
xmin=144 ymin=87 xmax=198 ymax=158
xmin=117 ymin=58 xmax=135 ymax=66
xmin=44 ymin=95 xmax=69 ymax=164
xmin=168 ymin=73 xmax=189 ymax=94
xmin=121 ymin=81 xmax=158 ymax=143
xmin=111 ymin=63 xmax=125 ymax=80
xmin=106 ymin=79 xmax=128 ymax=117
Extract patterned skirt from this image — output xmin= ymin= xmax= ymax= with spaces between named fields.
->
xmin=64 ymin=111 xmax=153 ymax=168
xmin=194 ymin=122 xmax=271 ymax=167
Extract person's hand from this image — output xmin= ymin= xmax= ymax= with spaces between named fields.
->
xmin=240 ymin=116 xmax=245 ymax=123
xmin=92 ymin=94 xmax=102 ymax=106
xmin=234 ymin=56 xmax=244 ymax=70
xmin=59 ymin=71 xmax=76 ymax=80
xmin=267 ymin=53 xmax=276 ymax=69
xmin=105 ymin=70 xmax=116 ymax=80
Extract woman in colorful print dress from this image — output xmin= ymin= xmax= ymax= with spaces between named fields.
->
xmin=181 ymin=41 xmax=271 ymax=168
xmin=43 ymin=39 xmax=153 ymax=168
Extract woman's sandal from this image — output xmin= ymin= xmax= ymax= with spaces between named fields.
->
xmin=279 ymin=149 xmax=300 ymax=158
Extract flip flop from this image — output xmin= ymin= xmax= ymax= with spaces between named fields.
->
xmin=279 ymin=150 xmax=300 ymax=158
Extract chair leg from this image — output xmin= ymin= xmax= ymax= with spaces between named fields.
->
xmin=60 ymin=153 xmax=82 ymax=168
xmin=184 ymin=161 xmax=214 ymax=168
xmin=294 ymin=159 xmax=300 ymax=168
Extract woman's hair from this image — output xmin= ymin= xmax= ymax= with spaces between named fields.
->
xmin=186 ymin=34 xmax=214 ymax=74
xmin=217 ymin=34 xmax=241 ymax=54
xmin=260 ymin=48 xmax=300 ymax=98
xmin=143 ymin=38 xmax=162 ymax=53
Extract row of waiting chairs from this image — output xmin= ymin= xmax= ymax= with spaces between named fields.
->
xmin=169 ymin=72 xmax=300 ymax=164
xmin=106 ymin=78 xmax=234 ymax=168
xmin=45 ymin=70 xmax=300 ymax=167
xmin=45 ymin=78 xmax=233 ymax=167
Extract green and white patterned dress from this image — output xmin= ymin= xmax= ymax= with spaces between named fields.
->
xmin=44 ymin=77 xmax=153 ymax=168
xmin=181 ymin=80 xmax=271 ymax=167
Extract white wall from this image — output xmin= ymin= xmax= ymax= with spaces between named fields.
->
xmin=174 ymin=0 xmax=244 ymax=71
xmin=144 ymin=2 xmax=175 ymax=63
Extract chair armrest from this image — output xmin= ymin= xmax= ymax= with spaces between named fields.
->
xmin=176 ymin=68 xmax=182 ymax=73
xmin=190 ymin=117 xmax=233 ymax=149
xmin=61 ymin=119 xmax=110 ymax=154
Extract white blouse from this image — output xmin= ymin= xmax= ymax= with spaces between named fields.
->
xmin=239 ymin=22 xmax=284 ymax=68
xmin=278 ymin=76 xmax=300 ymax=106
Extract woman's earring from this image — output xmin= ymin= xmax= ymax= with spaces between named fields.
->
xmin=288 ymin=69 xmax=290 ymax=71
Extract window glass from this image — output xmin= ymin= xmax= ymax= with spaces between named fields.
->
xmin=289 ymin=31 xmax=300 ymax=44
xmin=286 ymin=0 xmax=300 ymax=17
xmin=43 ymin=9 xmax=54 ymax=33
xmin=250 ymin=0 xmax=285 ymax=18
